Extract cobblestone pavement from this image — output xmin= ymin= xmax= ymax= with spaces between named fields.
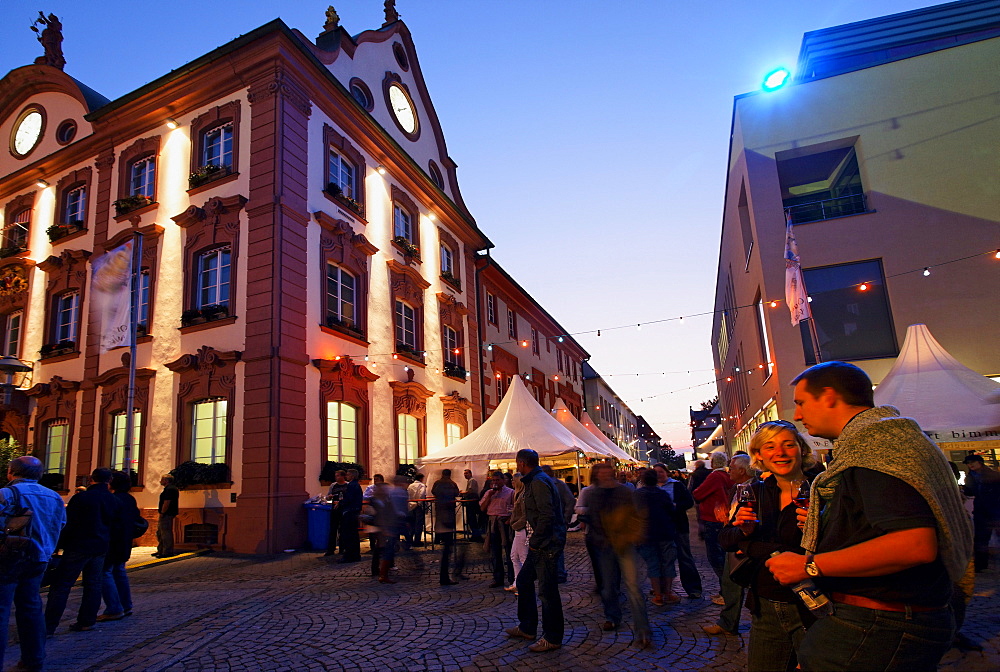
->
xmin=5 ymin=531 xmax=998 ymax=671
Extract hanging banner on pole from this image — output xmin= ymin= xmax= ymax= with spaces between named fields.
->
xmin=784 ymin=212 xmax=811 ymax=326
xmin=91 ymin=240 xmax=134 ymax=352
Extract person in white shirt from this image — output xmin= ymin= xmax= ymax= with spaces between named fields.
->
xmin=407 ymin=473 xmax=428 ymax=546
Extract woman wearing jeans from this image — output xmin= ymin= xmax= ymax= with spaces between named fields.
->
xmin=719 ymin=420 xmax=817 ymax=671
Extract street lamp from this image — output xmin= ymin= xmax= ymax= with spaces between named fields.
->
xmin=0 ymin=355 xmax=32 ymax=406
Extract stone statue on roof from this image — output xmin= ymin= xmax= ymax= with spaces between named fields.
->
xmin=324 ymin=6 xmax=340 ymax=30
xmin=31 ymin=11 xmax=65 ymax=70
xmin=383 ymin=0 xmax=399 ymax=25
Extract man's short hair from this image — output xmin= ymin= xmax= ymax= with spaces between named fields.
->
xmin=693 ymin=460 xmax=705 ymax=468
xmin=491 ymin=470 xmax=504 ymax=479
xmin=792 ymin=361 xmax=874 ymax=407
xmin=111 ymin=471 xmax=132 ymax=492
xmin=541 ymin=465 xmax=554 ymax=477
xmin=335 ymin=469 xmax=347 ymax=478
xmin=516 ymin=448 xmax=539 ymax=468
xmin=414 ymin=473 xmax=425 ymax=481
xmin=641 ymin=470 xmax=658 ymax=487
xmin=162 ymin=474 xmax=175 ymax=484
xmin=92 ymin=467 xmax=113 ymax=483
xmin=346 ymin=468 xmax=359 ymax=478
xmin=963 ymin=454 xmax=985 ymax=465
xmin=8 ymin=455 xmax=43 ymax=480
xmin=730 ymin=454 xmax=751 ymax=472
xmin=441 ymin=468 xmax=452 ymax=478
xmin=373 ymin=474 xmax=384 ymax=482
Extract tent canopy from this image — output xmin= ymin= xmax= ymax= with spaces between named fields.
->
xmin=579 ymin=410 xmax=637 ymax=462
xmin=551 ymin=399 xmax=636 ymax=462
xmin=873 ymin=323 xmax=1000 ymax=437
xmin=418 ymin=376 xmax=595 ymax=467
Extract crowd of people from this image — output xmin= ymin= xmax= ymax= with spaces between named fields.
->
xmin=1 ymin=361 xmax=991 ymax=671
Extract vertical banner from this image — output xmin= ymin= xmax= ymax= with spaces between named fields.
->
xmin=91 ymin=240 xmax=134 ymax=352
xmin=784 ymin=213 xmax=811 ymax=326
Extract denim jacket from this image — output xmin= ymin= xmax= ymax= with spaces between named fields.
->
xmin=2 ymin=479 xmax=67 ymax=561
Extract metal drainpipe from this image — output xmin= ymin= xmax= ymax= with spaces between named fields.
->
xmin=474 ymin=249 xmax=492 ymax=422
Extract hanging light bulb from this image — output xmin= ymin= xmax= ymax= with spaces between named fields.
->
xmin=923 ymin=267 xmax=931 ymax=276
xmin=995 ymin=249 xmax=1000 ymax=259
xmin=364 ymin=355 xmax=369 ymax=361
xmin=597 ymin=329 xmax=601 ymax=337
xmin=636 ymin=323 xmax=641 ymax=331
xmin=769 ymin=300 xmax=778 ymax=308
xmin=558 ymin=336 xmax=564 ymax=343
xmin=859 ymin=283 xmax=869 ymax=291
xmin=393 ymin=353 xmax=399 ymax=359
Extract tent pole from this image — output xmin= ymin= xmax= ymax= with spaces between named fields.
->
xmin=575 ymin=452 xmax=582 ymax=489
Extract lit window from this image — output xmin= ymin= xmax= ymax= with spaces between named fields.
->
xmin=110 ymin=410 xmax=142 ymax=474
xmin=191 ymin=398 xmax=227 ymax=463
xmin=4 ymin=210 xmax=29 ymax=250
xmin=64 ymin=186 xmax=87 ymax=224
xmin=393 ymin=205 xmax=412 ymax=241
xmin=202 ymin=123 xmax=234 ymax=169
xmin=397 ymin=414 xmax=419 ymax=464
xmin=395 ymin=300 xmax=417 ymax=350
xmin=328 ymin=149 xmax=356 ymax=199
xmin=54 ymin=292 xmax=79 ymax=342
xmin=3 ymin=311 xmax=22 ymax=357
xmin=197 ymin=247 xmax=231 ymax=308
xmin=129 ymin=157 xmax=156 ymax=198
xmin=446 ymin=423 xmax=462 ymax=447
xmin=44 ymin=419 xmax=69 ymax=474
xmin=326 ymin=401 xmax=357 ymax=463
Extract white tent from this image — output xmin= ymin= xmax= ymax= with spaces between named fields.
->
xmin=873 ymin=323 xmax=1000 ymax=439
xmin=418 ymin=376 xmax=598 ymax=475
xmin=579 ymin=410 xmax=637 ymax=462
xmin=550 ymin=399 xmax=636 ymax=462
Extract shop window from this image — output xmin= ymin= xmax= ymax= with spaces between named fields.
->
xmin=800 ymin=259 xmax=896 ymax=363
xmin=326 ymin=401 xmax=358 ymax=463
xmin=191 ymin=398 xmax=227 ymax=463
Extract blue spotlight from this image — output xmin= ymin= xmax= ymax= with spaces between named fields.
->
xmin=762 ymin=67 xmax=791 ymax=92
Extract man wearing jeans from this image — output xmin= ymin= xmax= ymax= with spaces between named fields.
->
xmin=505 ymin=449 xmax=565 ymax=652
xmin=767 ymin=362 xmax=973 ymax=671
xmin=693 ymin=451 xmax=733 ymax=601
xmin=45 ymin=467 xmax=122 ymax=634
xmin=0 ymin=456 xmax=66 ymax=671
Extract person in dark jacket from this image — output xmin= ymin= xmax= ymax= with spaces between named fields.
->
xmin=718 ymin=421 xmax=816 ymax=670
xmin=337 ymin=468 xmax=363 ymax=563
xmin=636 ymin=469 xmax=677 ymax=606
xmin=505 ymin=449 xmax=566 ymax=653
xmin=323 ymin=470 xmax=349 ymax=557
xmin=432 ymin=469 xmax=463 ymax=585
xmin=45 ymin=467 xmax=123 ymax=633
xmin=654 ymin=463 xmax=704 ymax=599
xmin=99 ymin=471 xmax=142 ymax=620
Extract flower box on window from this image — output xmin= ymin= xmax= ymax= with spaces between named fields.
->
xmin=392 ymin=236 xmax=420 ymax=260
xmin=0 ymin=244 xmax=27 ymax=259
xmin=40 ymin=339 xmax=76 ymax=358
xmin=169 ymin=461 xmax=231 ymax=490
xmin=188 ymin=164 xmax=231 ymax=189
xmin=46 ymin=221 xmax=84 ymax=243
xmin=443 ymin=362 xmax=467 ymax=379
xmin=136 ymin=323 xmax=148 ymax=338
xmin=180 ymin=308 xmax=205 ymax=327
xmin=395 ymin=341 xmax=424 ymax=363
xmin=201 ymin=304 xmax=230 ymax=322
xmin=324 ymin=183 xmax=365 ymax=217
xmin=440 ymin=271 xmax=461 ymax=291
xmin=113 ymin=194 xmax=153 ymax=217
xmin=324 ymin=315 xmax=364 ymax=338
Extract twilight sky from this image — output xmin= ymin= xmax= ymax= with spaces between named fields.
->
xmin=0 ymin=0 xmax=943 ymax=450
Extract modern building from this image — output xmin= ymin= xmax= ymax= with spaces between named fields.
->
xmin=582 ymin=360 xmax=641 ymax=460
xmin=711 ymin=0 xmax=1000 ymax=453
xmin=0 ymin=7 xmax=498 ymax=553
xmin=476 ymin=255 xmax=588 ymax=420
xmin=689 ymin=401 xmax=724 ymax=455
xmin=635 ymin=415 xmax=662 ymax=464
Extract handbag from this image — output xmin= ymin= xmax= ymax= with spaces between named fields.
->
xmin=132 ymin=515 xmax=150 ymax=539
xmin=728 ymin=550 xmax=758 ymax=587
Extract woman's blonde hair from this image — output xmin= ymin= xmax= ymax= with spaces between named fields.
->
xmin=747 ymin=420 xmax=816 ymax=472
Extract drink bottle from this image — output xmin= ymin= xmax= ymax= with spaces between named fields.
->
xmin=771 ymin=551 xmax=833 ymax=616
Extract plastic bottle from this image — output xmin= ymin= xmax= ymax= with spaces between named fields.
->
xmin=770 ymin=551 xmax=834 ymax=616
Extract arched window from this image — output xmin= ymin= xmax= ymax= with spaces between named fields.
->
xmin=326 ymin=401 xmax=358 ymax=463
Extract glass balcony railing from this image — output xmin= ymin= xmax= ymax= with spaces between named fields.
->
xmin=785 ymin=192 xmax=869 ymax=224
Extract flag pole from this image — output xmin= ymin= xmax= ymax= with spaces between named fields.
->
xmin=123 ymin=231 xmax=143 ymax=483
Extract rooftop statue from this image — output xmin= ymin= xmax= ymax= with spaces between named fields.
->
xmin=383 ymin=0 xmax=399 ymax=25
xmin=31 ymin=11 xmax=65 ymax=70
xmin=324 ymin=6 xmax=340 ymax=31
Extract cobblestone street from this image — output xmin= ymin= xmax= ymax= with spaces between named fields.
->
xmin=6 ymin=531 xmax=998 ymax=671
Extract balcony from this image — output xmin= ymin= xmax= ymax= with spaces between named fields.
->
xmin=785 ymin=192 xmax=869 ymax=225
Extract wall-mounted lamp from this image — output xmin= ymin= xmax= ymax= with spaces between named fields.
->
xmin=376 ymin=166 xmax=387 ymax=176
xmin=35 ymin=179 xmax=49 ymax=188
xmin=165 ymin=118 xmax=179 ymax=130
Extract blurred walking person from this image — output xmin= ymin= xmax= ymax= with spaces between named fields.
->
xmin=480 ymin=470 xmax=515 ymax=589
xmin=433 ymin=469 xmax=464 ymax=585
xmin=635 ymin=469 xmax=677 ymax=606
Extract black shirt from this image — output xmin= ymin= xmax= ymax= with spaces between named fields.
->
xmin=159 ymin=485 xmax=179 ymax=516
xmin=60 ymin=483 xmax=121 ymax=556
xmin=815 ymin=467 xmax=950 ymax=607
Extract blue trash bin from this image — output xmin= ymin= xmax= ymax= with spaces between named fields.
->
xmin=305 ymin=502 xmax=332 ymax=550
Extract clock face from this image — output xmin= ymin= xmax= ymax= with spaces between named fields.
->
xmin=12 ymin=109 xmax=44 ymax=157
xmin=388 ymin=84 xmax=417 ymax=135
